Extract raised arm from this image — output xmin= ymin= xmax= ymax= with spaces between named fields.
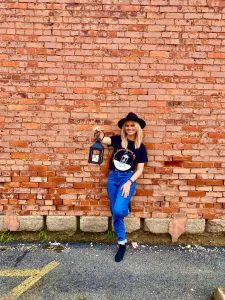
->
xmin=93 ymin=127 xmax=111 ymax=146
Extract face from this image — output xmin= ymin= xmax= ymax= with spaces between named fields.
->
xmin=124 ymin=121 xmax=137 ymax=137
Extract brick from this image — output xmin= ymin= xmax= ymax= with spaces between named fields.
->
xmin=30 ymin=177 xmax=47 ymax=183
xmin=124 ymin=217 xmax=141 ymax=233
xmin=39 ymin=206 xmax=56 ymax=211
xmin=188 ymin=191 xmax=206 ymax=197
xmin=80 ymin=217 xmax=108 ymax=232
xmin=207 ymin=0 xmax=225 ymax=7
xmin=135 ymin=189 xmax=153 ymax=196
xmin=7 ymin=3 xmax=27 ymax=8
xmin=48 ymin=177 xmax=65 ymax=183
xmin=46 ymin=216 xmax=77 ymax=231
xmin=150 ymin=51 xmax=170 ymax=58
xmin=0 ymin=216 xmax=7 ymax=231
xmin=173 ymin=156 xmax=191 ymax=161
xmin=129 ymin=89 xmax=147 ymax=95
xmin=12 ymin=176 xmax=29 ymax=182
xmin=186 ymin=219 xmax=206 ymax=233
xmin=209 ymin=133 xmax=225 ymax=139
xmin=120 ymin=5 xmax=140 ymax=12
xmin=29 ymin=166 xmax=48 ymax=172
xmin=16 ymin=86 xmax=55 ymax=93
xmin=8 ymin=105 xmax=28 ymax=111
xmin=22 ymin=123 xmax=41 ymax=129
xmin=144 ymin=218 xmax=170 ymax=233
xmin=0 ymin=177 xmax=11 ymax=183
xmin=17 ymin=216 xmax=43 ymax=231
xmin=206 ymin=219 xmax=225 ymax=232
xmin=11 ymin=153 xmax=49 ymax=160
xmin=10 ymin=141 xmax=29 ymax=147
xmin=74 ymin=182 xmax=93 ymax=189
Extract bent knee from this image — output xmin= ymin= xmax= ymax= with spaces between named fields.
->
xmin=113 ymin=208 xmax=128 ymax=219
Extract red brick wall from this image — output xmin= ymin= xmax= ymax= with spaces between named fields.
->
xmin=1 ymin=0 xmax=225 ymax=220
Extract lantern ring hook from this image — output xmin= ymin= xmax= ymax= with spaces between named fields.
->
xmin=94 ymin=130 xmax=105 ymax=142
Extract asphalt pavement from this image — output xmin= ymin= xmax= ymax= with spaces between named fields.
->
xmin=0 ymin=242 xmax=225 ymax=300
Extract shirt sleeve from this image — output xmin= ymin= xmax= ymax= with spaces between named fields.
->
xmin=137 ymin=144 xmax=148 ymax=163
xmin=108 ymin=135 xmax=121 ymax=148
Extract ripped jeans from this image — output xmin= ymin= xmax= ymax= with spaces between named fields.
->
xmin=107 ymin=170 xmax=136 ymax=245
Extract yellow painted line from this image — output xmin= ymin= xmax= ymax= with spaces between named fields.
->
xmin=0 ymin=261 xmax=59 ymax=300
xmin=0 ymin=269 xmax=39 ymax=277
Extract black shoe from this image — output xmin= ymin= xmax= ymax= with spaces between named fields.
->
xmin=115 ymin=244 xmax=126 ymax=262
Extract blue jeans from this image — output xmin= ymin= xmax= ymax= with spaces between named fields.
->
xmin=107 ymin=170 xmax=136 ymax=244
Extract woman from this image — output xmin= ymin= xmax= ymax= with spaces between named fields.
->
xmin=94 ymin=112 xmax=148 ymax=262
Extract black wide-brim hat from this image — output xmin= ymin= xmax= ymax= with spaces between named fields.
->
xmin=118 ymin=112 xmax=146 ymax=129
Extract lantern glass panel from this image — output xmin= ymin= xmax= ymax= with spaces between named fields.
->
xmin=88 ymin=140 xmax=104 ymax=165
xmin=91 ymin=150 xmax=100 ymax=163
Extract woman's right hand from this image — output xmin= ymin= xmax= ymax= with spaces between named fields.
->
xmin=93 ymin=127 xmax=111 ymax=146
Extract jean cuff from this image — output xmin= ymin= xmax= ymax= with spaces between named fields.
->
xmin=118 ymin=239 xmax=127 ymax=245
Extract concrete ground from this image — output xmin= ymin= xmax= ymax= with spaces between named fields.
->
xmin=0 ymin=242 xmax=225 ymax=300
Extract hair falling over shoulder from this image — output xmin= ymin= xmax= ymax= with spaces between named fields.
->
xmin=121 ymin=122 xmax=143 ymax=149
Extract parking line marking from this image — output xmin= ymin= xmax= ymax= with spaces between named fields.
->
xmin=0 ymin=269 xmax=39 ymax=277
xmin=0 ymin=261 xmax=59 ymax=300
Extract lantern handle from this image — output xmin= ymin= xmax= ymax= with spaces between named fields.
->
xmin=94 ymin=130 xmax=105 ymax=142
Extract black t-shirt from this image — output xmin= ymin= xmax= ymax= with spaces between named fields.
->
xmin=108 ymin=135 xmax=148 ymax=172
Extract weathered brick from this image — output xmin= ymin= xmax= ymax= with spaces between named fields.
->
xmin=0 ymin=216 xmax=7 ymax=231
xmin=186 ymin=219 xmax=206 ymax=234
xmin=206 ymin=219 xmax=225 ymax=232
xmin=150 ymin=51 xmax=170 ymax=58
xmin=124 ymin=217 xmax=141 ymax=233
xmin=144 ymin=218 xmax=170 ymax=233
xmin=80 ymin=217 xmax=108 ymax=232
xmin=9 ymin=141 xmax=29 ymax=147
xmin=46 ymin=216 xmax=77 ymax=231
xmin=17 ymin=216 xmax=43 ymax=231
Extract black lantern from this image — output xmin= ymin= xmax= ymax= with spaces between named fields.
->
xmin=88 ymin=137 xmax=104 ymax=165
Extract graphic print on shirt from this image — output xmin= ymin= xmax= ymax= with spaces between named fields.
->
xmin=113 ymin=149 xmax=136 ymax=171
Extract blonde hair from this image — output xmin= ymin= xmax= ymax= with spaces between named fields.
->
xmin=121 ymin=121 xmax=143 ymax=149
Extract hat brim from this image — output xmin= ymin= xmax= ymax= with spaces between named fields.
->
xmin=118 ymin=117 xmax=146 ymax=129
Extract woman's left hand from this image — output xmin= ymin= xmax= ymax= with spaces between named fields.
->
xmin=121 ymin=181 xmax=131 ymax=198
